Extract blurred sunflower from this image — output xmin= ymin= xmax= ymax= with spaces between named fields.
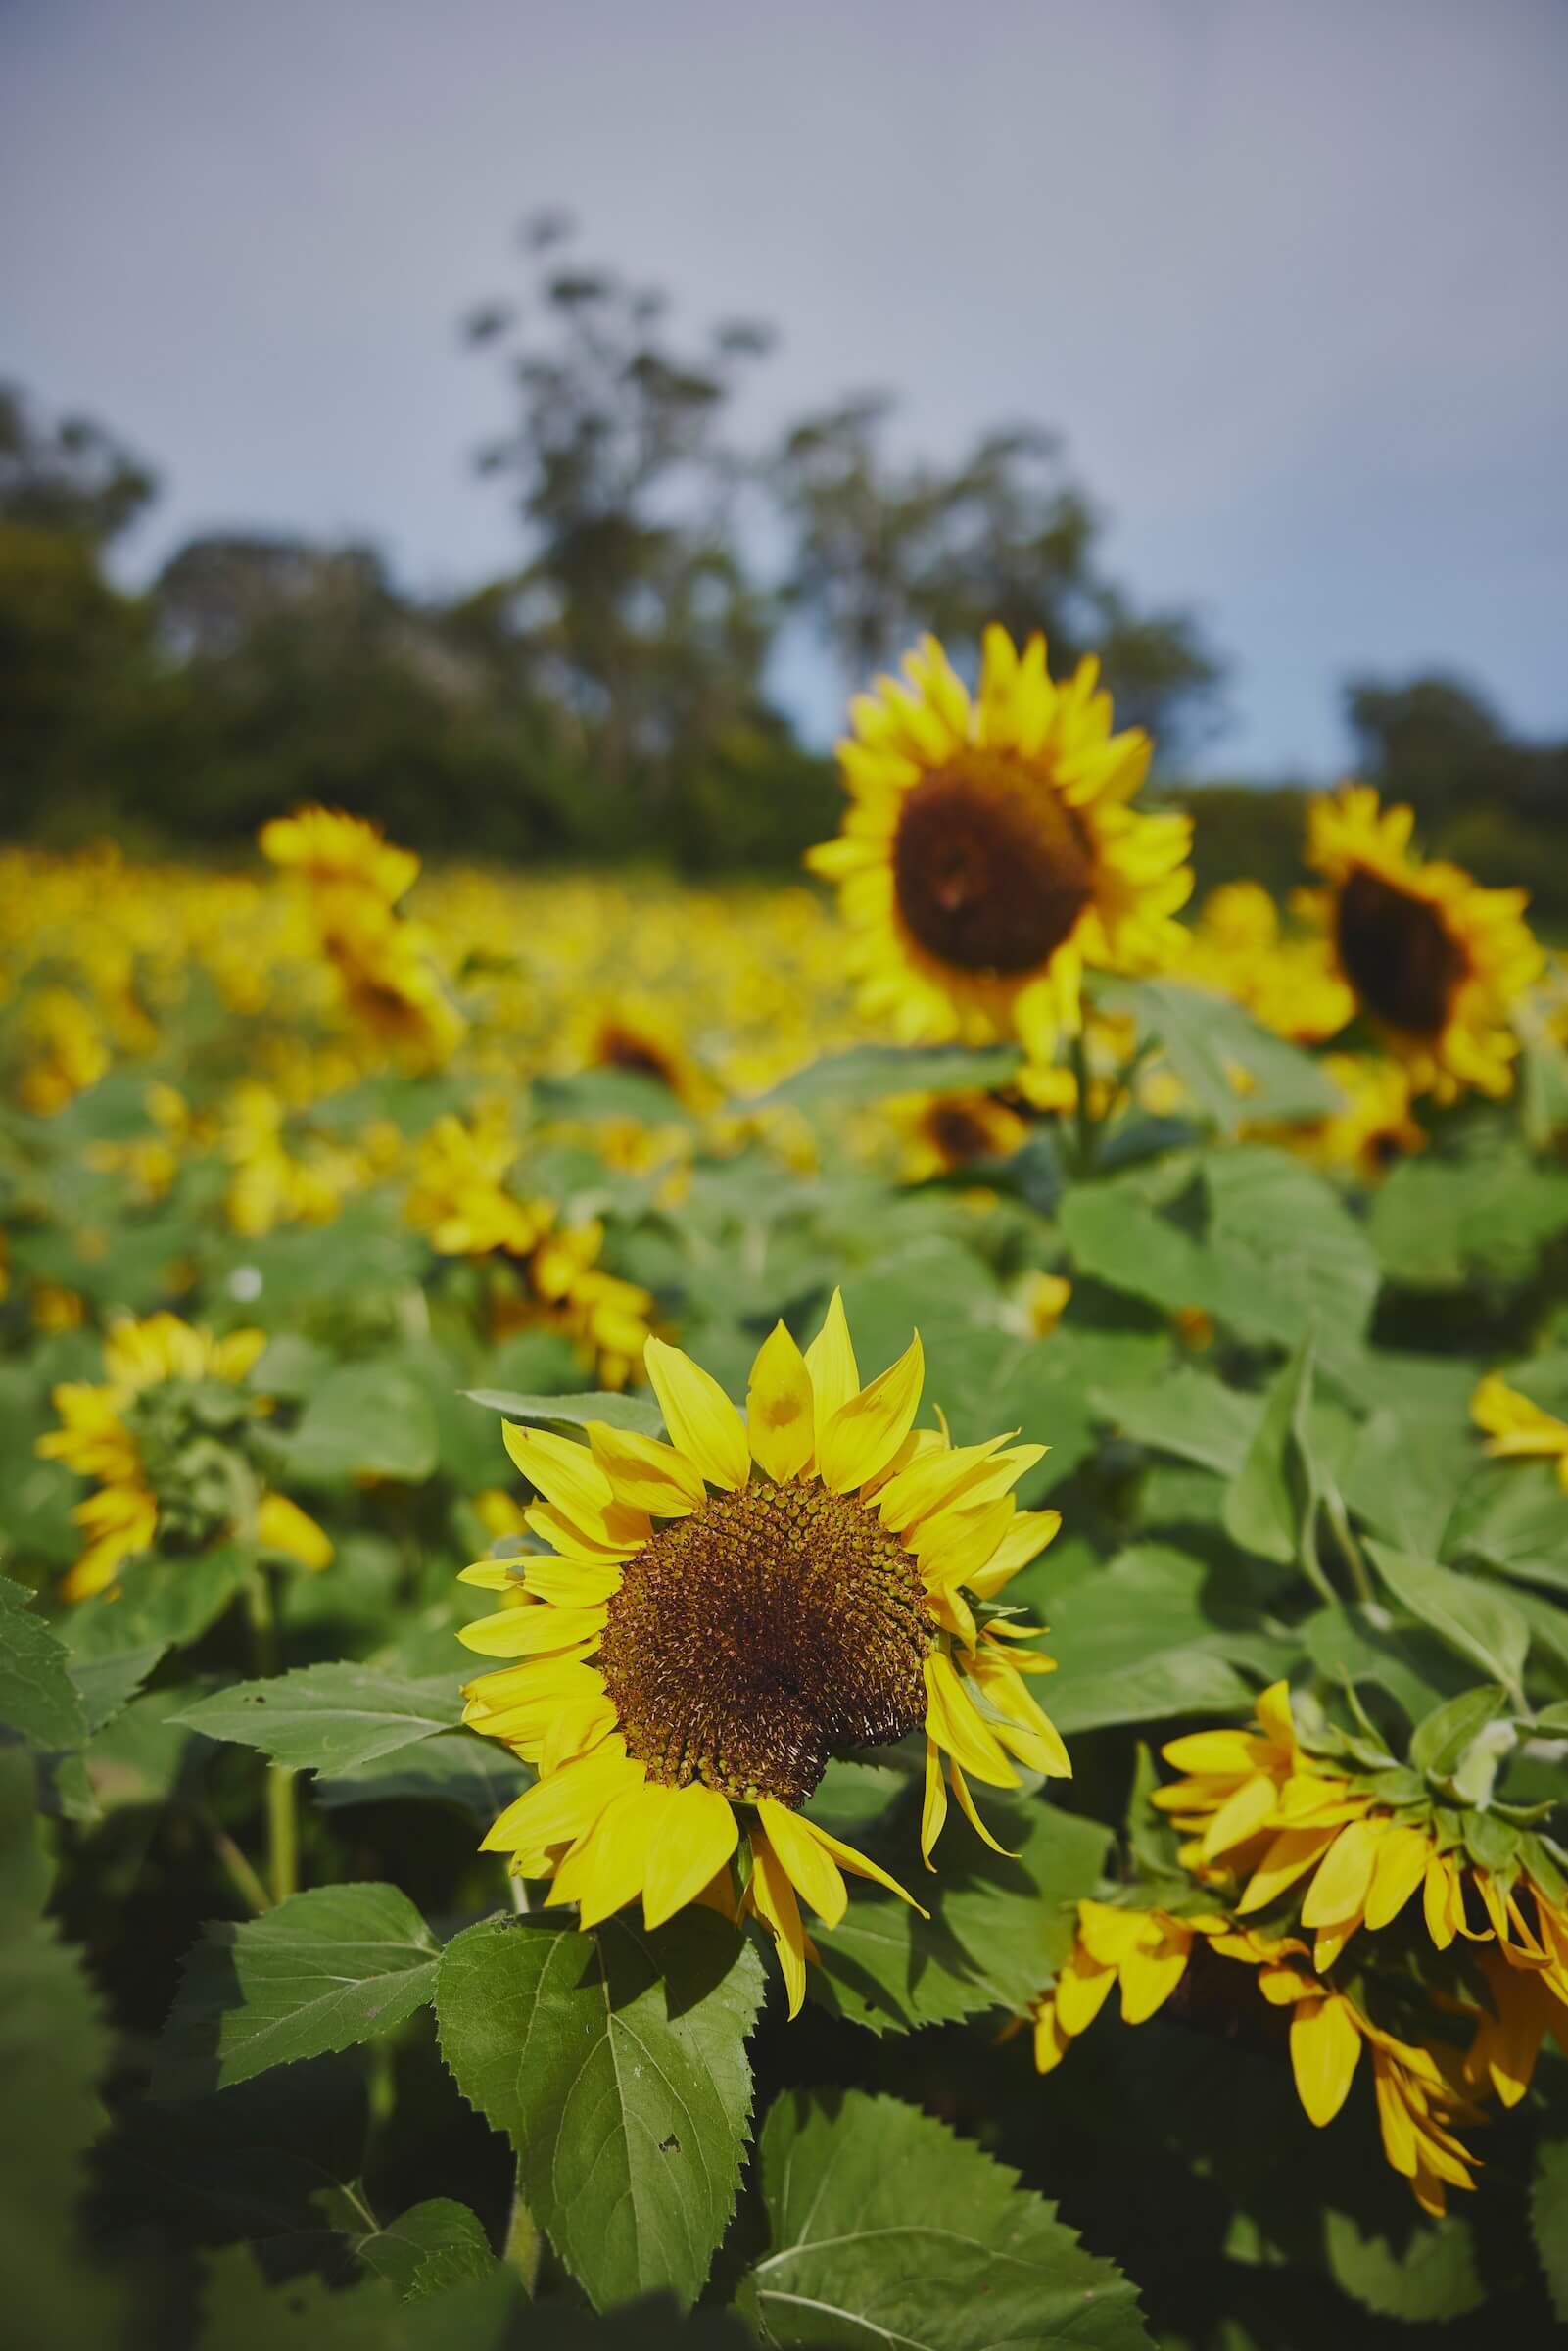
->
xmin=459 ymin=1294 xmax=1068 ymax=2012
xmin=1302 ymin=786 xmax=1541 ymax=1099
xmin=258 ymin=803 xmax=420 ymax=904
xmin=37 ymin=1312 xmax=331 ymax=1602
xmin=808 ymin=628 xmax=1193 ymax=1064
xmin=1472 ymin=1372 xmax=1568 ymax=1492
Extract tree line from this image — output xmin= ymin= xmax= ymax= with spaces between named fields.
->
xmin=3 ymin=213 xmax=1563 ymax=898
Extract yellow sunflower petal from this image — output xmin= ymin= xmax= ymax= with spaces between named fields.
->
xmin=641 ymin=1784 xmax=740 ymax=1931
xmin=748 ymin=1828 xmax=809 ymax=2018
xmin=755 ymin=1799 xmax=848 ymax=1927
xmin=586 ymin=1421 xmax=707 ymax=1516
xmin=502 ymin=1421 xmax=616 ymax=1524
xmin=745 ymin=1319 xmax=816 ymax=1483
xmin=1290 ymin=1993 xmax=1363 ymax=2126
xmin=643 ymin=1335 xmax=749 ymax=1491
xmin=817 ymin=1331 xmax=925 ymax=1494
xmin=803 ymin=1288 xmax=859 ymax=1452
xmin=256 ymin=1491 xmax=334 ymax=1571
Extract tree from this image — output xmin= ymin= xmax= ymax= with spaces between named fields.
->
xmin=772 ymin=403 xmax=1224 ymax=760
xmin=0 ymin=381 xmax=156 ymax=545
xmin=462 ymin=213 xmax=784 ymax=833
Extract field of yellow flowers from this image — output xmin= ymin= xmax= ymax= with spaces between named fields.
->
xmin=4 ymin=630 xmax=1568 ymax=2349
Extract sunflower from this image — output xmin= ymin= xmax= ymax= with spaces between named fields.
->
xmin=406 ymin=1110 xmax=653 ymax=1386
xmin=1186 ymin=881 xmax=1354 ymax=1045
xmin=807 ymin=629 xmax=1193 ymax=1064
xmin=258 ymin=803 xmax=420 ymax=906
xmin=37 ymin=1312 xmax=331 ymax=1602
xmin=458 ymin=1294 xmax=1069 ymax=2012
xmin=1302 ymin=786 xmax=1542 ymax=1100
xmin=1472 ymin=1371 xmax=1568 ymax=1493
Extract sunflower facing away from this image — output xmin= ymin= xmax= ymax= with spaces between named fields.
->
xmin=1303 ymin=786 xmax=1542 ymax=1100
xmin=37 ymin=1312 xmax=332 ymax=1602
xmin=807 ymin=628 xmax=1193 ymax=1064
xmin=459 ymin=1294 xmax=1069 ymax=2011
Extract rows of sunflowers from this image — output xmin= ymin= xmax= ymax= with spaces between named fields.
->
xmin=4 ymin=628 xmax=1567 ymax=2348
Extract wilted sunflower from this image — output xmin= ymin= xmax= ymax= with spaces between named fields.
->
xmin=459 ymin=1294 xmax=1068 ymax=2012
xmin=37 ymin=1312 xmax=331 ymax=1602
xmin=1303 ymin=786 xmax=1541 ymax=1100
xmin=807 ymin=629 xmax=1193 ymax=1064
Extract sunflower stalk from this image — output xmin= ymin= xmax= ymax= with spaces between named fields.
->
xmin=245 ymin=1561 xmax=299 ymax=1905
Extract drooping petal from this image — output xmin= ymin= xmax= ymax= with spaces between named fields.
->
xmin=549 ymin=1779 xmax=671 ymax=1927
xmin=1290 ymin=1993 xmax=1363 ymax=2126
xmin=923 ymin=1651 xmax=1020 ymax=1789
xmin=641 ymin=1784 xmax=740 ymax=1931
xmin=256 ymin=1490 xmax=334 ymax=1571
xmin=755 ymin=1799 xmax=847 ymax=1927
xmin=748 ymin=1828 xmax=809 ymax=2018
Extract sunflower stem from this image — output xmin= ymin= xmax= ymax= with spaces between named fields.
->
xmin=1324 ymin=1486 xmax=1376 ymax=1607
xmin=246 ymin=1563 xmax=299 ymax=1905
xmin=206 ymin=1816 xmax=272 ymax=1917
xmin=1069 ymin=1032 xmax=1098 ymax=1174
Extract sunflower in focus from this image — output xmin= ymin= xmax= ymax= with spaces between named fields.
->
xmin=459 ymin=1294 xmax=1068 ymax=2012
xmin=808 ymin=629 xmax=1193 ymax=1066
xmin=1302 ymin=787 xmax=1542 ymax=1100
xmin=37 ymin=1312 xmax=331 ymax=1602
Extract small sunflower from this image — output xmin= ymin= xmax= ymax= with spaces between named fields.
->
xmin=1472 ymin=1371 xmax=1568 ymax=1493
xmin=807 ymin=629 xmax=1193 ymax=1064
xmin=258 ymin=803 xmax=420 ymax=905
xmin=37 ymin=1312 xmax=331 ymax=1602
xmin=459 ymin=1294 xmax=1068 ymax=2012
xmin=1302 ymin=786 xmax=1542 ymax=1100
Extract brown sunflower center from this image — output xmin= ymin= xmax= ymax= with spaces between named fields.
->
xmin=1335 ymin=867 xmax=1466 ymax=1038
xmin=892 ymin=755 xmax=1094 ymax=976
xmin=597 ymin=1478 xmax=933 ymax=1806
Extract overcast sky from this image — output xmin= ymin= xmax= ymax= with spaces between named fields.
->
xmin=5 ymin=0 xmax=1566 ymax=774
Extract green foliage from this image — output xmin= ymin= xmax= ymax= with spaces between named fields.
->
xmin=436 ymin=1909 xmax=765 ymax=2312
xmin=740 ymin=2088 xmax=1152 ymax=2348
xmin=156 ymin=1884 xmax=442 ymax=2095
xmin=178 ymin=1665 xmax=464 ymax=1773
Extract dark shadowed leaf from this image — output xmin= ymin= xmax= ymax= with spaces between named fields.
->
xmin=156 ymin=1883 xmax=441 ymax=2096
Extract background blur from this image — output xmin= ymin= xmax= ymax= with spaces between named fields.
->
xmin=4 ymin=0 xmax=1567 ymax=905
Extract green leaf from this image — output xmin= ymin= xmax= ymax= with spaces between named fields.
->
xmin=1532 ymin=2137 xmax=1568 ymax=2322
xmin=1033 ymin=1545 xmax=1285 ymax=1737
xmin=356 ymin=2197 xmax=494 ymax=2300
xmin=1302 ymin=1606 xmax=1471 ymax=1724
xmin=1343 ymin=1410 xmax=1473 ymax=1559
xmin=808 ymin=1798 xmax=1110 ymax=2033
xmin=1444 ymin=1460 xmax=1568 ymax=1596
xmin=1223 ymin=1333 xmax=1320 ymax=1574
xmin=1092 ymin=1367 xmax=1260 ymax=1478
xmin=1370 ymin=1141 xmax=1568 ymax=1291
xmin=1322 ymin=2204 xmax=1484 ymax=2323
xmin=1366 ymin=1542 xmax=1530 ymax=1706
xmin=1407 ymin=1686 xmax=1506 ymax=1778
xmin=437 ymin=1908 xmax=764 ymax=2313
xmin=0 ymin=1574 xmax=86 ymax=1752
xmin=315 ymin=1733 xmax=529 ymax=1824
xmin=177 ymin=1664 xmax=462 ymax=1773
xmin=532 ymin=1066 xmax=697 ymax=1126
xmin=743 ymin=2087 xmax=1150 ymax=2348
xmin=156 ymin=1883 xmax=441 ymax=2097
xmin=460 ymin=1387 xmax=664 ymax=1437
xmin=287 ymin=1362 xmax=440 ymax=1483
xmin=747 ymin=1040 xmax=1023 ymax=1112
xmin=0 ymin=1751 xmax=121 ymax=2333
xmin=78 ymin=1544 xmax=255 ymax=1650
xmin=1102 ymin=978 xmax=1340 ymax=1132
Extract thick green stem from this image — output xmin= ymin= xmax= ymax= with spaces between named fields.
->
xmin=1069 ymin=1031 xmax=1097 ymax=1175
xmin=247 ymin=1565 xmax=299 ymax=1905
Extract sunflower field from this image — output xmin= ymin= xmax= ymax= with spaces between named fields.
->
xmin=4 ymin=629 xmax=1568 ymax=2351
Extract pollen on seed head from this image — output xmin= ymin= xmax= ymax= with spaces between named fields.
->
xmin=597 ymin=1478 xmax=934 ymax=1807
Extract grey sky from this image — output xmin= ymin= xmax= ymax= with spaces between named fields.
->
xmin=5 ymin=0 xmax=1566 ymax=774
